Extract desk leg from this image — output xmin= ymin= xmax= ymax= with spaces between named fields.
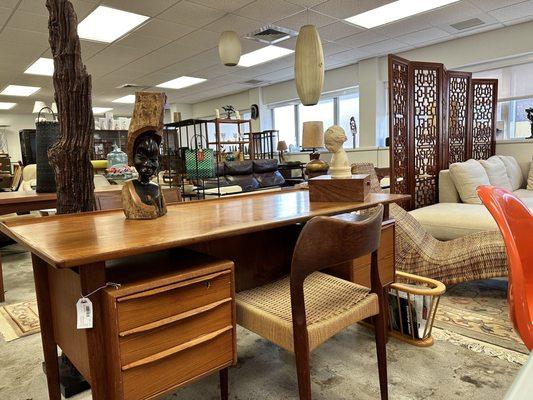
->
xmin=32 ymin=255 xmax=61 ymax=400
xmin=79 ymin=263 xmax=108 ymax=400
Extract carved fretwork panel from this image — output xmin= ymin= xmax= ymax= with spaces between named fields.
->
xmin=388 ymin=55 xmax=410 ymax=200
xmin=471 ymin=79 xmax=497 ymax=160
xmin=412 ymin=66 xmax=441 ymax=209
xmin=446 ymin=72 xmax=471 ymax=165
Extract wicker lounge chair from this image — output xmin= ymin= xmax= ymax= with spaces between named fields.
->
xmin=351 ymin=163 xmax=508 ymax=285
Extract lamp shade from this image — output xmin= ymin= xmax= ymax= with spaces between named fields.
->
xmin=218 ymin=31 xmax=241 ymax=67
xmin=33 ymin=101 xmax=48 ymax=113
xmin=295 ymin=25 xmax=324 ymax=106
xmin=277 ymin=140 xmax=287 ymax=151
xmin=302 ymin=121 xmax=324 ymax=149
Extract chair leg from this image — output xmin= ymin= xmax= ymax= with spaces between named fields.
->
xmin=374 ymin=307 xmax=389 ymax=400
xmin=294 ymin=344 xmax=312 ymax=400
xmin=219 ymin=367 xmax=228 ymax=400
xmin=0 ymin=252 xmax=5 ymax=303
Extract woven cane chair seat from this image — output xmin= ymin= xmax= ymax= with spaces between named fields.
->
xmin=236 ymin=272 xmax=378 ymax=352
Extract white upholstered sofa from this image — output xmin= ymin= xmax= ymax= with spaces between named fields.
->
xmin=409 ymin=156 xmax=533 ymax=240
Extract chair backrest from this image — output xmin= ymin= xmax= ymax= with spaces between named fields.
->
xmin=477 ymin=185 xmax=533 ymax=351
xmin=290 ymin=204 xmax=384 ymax=287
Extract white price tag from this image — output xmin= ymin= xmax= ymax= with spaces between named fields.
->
xmin=76 ymin=298 xmax=93 ymax=330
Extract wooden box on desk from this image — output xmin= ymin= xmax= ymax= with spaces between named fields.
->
xmin=308 ymin=174 xmax=371 ymax=202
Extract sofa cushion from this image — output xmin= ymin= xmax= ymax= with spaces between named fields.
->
xmin=255 ymin=171 xmax=285 ymax=188
xmin=409 ymin=203 xmax=498 ymax=240
xmin=479 ymin=156 xmax=513 ymax=191
xmin=498 ymin=155 xmax=523 ymax=190
xmin=224 ymin=160 xmax=253 ymax=175
xmin=226 ymin=175 xmax=259 ymax=191
xmin=513 ymin=189 xmax=533 ymax=201
xmin=527 ymin=162 xmax=533 ymax=190
xmin=438 ymin=170 xmax=461 ymax=203
xmin=449 ymin=159 xmax=490 ymax=205
xmin=253 ymin=159 xmax=278 ymax=173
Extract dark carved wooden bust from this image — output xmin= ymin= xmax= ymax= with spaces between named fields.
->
xmin=122 ymin=92 xmax=167 ymax=220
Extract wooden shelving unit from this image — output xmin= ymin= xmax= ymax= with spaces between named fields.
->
xmin=211 ymin=118 xmax=252 ymax=162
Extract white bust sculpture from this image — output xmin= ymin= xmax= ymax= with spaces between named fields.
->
xmin=324 ymin=125 xmax=351 ymax=179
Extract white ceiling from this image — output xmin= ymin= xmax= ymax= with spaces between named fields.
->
xmin=0 ymin=0 xmax=533 ymax=115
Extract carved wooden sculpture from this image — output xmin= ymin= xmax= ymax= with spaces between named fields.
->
xmin=122 ymin=92 xmax=167 ymax=220
xmin=46 ymin=0 xmax=95 ymax=213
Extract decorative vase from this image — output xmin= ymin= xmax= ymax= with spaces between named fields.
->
xmin=295 ymin=25 xmax=324 ymax=106
xmin=106 ymin=144 xmax=128 ymax=167
xmin=218 ymin=31 xmax=241 ymax=66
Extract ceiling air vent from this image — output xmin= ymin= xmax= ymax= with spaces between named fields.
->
xmin=450 ymin=18 xmax=485 ymax=31
xmin=245 ymin=25 xmax=298 ymax=45
xmin=243 ymin=79 xmax=267 ymax=86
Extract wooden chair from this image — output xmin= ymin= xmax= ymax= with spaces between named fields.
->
xmin=236 ymin=205 xmax=388 ymax=400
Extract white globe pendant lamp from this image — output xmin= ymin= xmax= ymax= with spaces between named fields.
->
xmin=295 ymin=24 xmax=324 ymax=106
xmin=218 ymin=31 xmax=241 ymax=66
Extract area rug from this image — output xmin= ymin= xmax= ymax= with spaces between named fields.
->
xmin=433 ymin=279 xmax=529 ymax=355
xmin=0 ymin=300 xmax=40 ymax=342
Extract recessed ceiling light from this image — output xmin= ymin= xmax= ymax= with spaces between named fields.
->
xmin=345 ymin=0 xmax=460 ymax=29
xmin=24 ymin=58 xmax=54 ymax=76
xmin=0 ymin=85 xmax=41 ymax=97
xmin=238 ymin=45 xmax=294 ymax=67
xmin=156 ymin=76 xmax=207 ymax=89
xmin=0 ymin=102 xmax=17 ymax=110
xmin=78 ymin=6 xmax=149 ymax=43
xmin=93 ymin=107 xmax=113 ymax=114
xmin=112 ymin=95 xmax=136 ymax=104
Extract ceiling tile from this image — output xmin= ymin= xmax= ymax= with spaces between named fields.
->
xmin=322 ymin=41 xmax=353 ymax=56
xmin=158 ymin=1 xmax=226 ymax=27
xmin=204 ymin=14 xmax=261 ymax=35
xmin=0 ymin=7 xmax=12 ymax=27
xmin=117 ymin=32 xmax=173 ymax=51
xmin=275 ymin=10 xmax=336 ymax=32
xmin=7 ymin=10 xmax=49 ymax=33
xmin=373 ymin=16 xmax=432 ymax=37
xmin=133 ymin=18 xmax=196 ymax=41
xmin=423 ymin=2 xmax=486 ymax=25
xmin=397 ymin=27 xmax=450 ymax=45
xmin=81 ymin=41 xmax=107 ymax=59
xmin=358 ymin=38 xmax=408 ymax=54
xmin=311 ymin=0 xmax=393 ymax=20
xmin=173 ymin=29 xmax=221 ymax=52
xmin=235 ymin=0 xmax=305 ymax=24
xmin=318 ymin=21 xmax=364 ymax=41
xmin=286 ymin=0 xmax=327 ymax=6
xmin=188 ymin=0 xmax=255 ymax=12
xmin=469 ymin=0 xmax=526 ymax=12
xmin=0 ymin=27 xmax=48 ymax=48
xmin=489 ymin=1 xmax=533 ymax=22
xmin=336 ymin=30 xmax=387 ymax=48
xmin=100 ymin=0 xmax=180 ymax=17
xmin=1 ymin=0 xmax=21 ymax=8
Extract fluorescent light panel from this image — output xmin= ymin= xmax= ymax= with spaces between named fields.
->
xmin=157 ymin=76 xmax=206 ymax=89
xmin=25 ymin=58 xmax=54 ymax=76
xmin=1 ymin=85 xmax=40 ymax=97
xmin=78 ymin=6 xmax=149 ymax=43
xmin=93 ymin=107 xmax=113 ymax=114
xmin=238 ymin=45 xmax=294 ymax=67
xmin=112 ymin=95 xmax=136 ymax=104
xmin=345 ymin=0 xmax=460 ymax=29
xmin=0 ymin=102 xmax=16 ymax=110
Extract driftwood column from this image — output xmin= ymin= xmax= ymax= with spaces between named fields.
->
xmin=46 ymin=0 xmax=95 ymax=213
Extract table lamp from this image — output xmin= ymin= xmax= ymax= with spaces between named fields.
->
xmin=302 ymin=121 xmax=329 ymax=177
xmin=277 ymin=140 xmax=288 ymax=164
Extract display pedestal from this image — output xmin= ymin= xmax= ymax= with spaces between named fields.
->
xmin=308 ymin=174 xmax=370 ymax=202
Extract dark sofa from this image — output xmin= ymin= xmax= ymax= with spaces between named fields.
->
xmin=203 ymin=159 xmax=285 ymax=192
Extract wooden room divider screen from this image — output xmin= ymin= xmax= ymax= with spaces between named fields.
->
xmin=388 ymin=54 xmax=498 ymax=210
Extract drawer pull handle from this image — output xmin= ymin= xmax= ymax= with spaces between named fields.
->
xmin=121 ymin=325 xmax=233 ymax=371
xmin=119 ymin=298 xmax=232 ymax=337
xmin=117 ymin=270 xmax=230 ymax=302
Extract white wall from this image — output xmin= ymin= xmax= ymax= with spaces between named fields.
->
xmin=0 ymin=113 xmax=36 ymax=163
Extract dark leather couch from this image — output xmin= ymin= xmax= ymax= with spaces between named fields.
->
xmin=204 ymin=159 xmax=285 ymax=192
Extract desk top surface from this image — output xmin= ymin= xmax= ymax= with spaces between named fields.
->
xmin=1 ymin=190 xmax=408 ymax=268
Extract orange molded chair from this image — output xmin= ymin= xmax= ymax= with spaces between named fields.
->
xmin=477 ymin=186 xmax=533 ymax=351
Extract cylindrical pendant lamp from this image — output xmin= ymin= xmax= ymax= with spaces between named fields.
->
xmin=218 ymin=31 xmax=241 ymax=66
xmin=295 ymin=25 xmax=324 ymax=106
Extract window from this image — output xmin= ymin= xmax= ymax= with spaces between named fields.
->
xmin=273 ymin=104 xmax=296 ymax=148
xmin=338 ymin=93 xmax=359 ymax=148
xmin=298 ymin=99 xmax=334 ymax=145
xmin=269 ymin=89 xmax=360 ymax=151
xmin=474 ymin=62 xmax=533 ymax=140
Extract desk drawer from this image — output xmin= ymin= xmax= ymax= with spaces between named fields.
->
xmin=119 ymin=301 xmax=232 ymax=366
xmin=117 ymin=271 xmax=231 ymax=332
xmin=122 ymin=328 xmax=233 ymax=400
